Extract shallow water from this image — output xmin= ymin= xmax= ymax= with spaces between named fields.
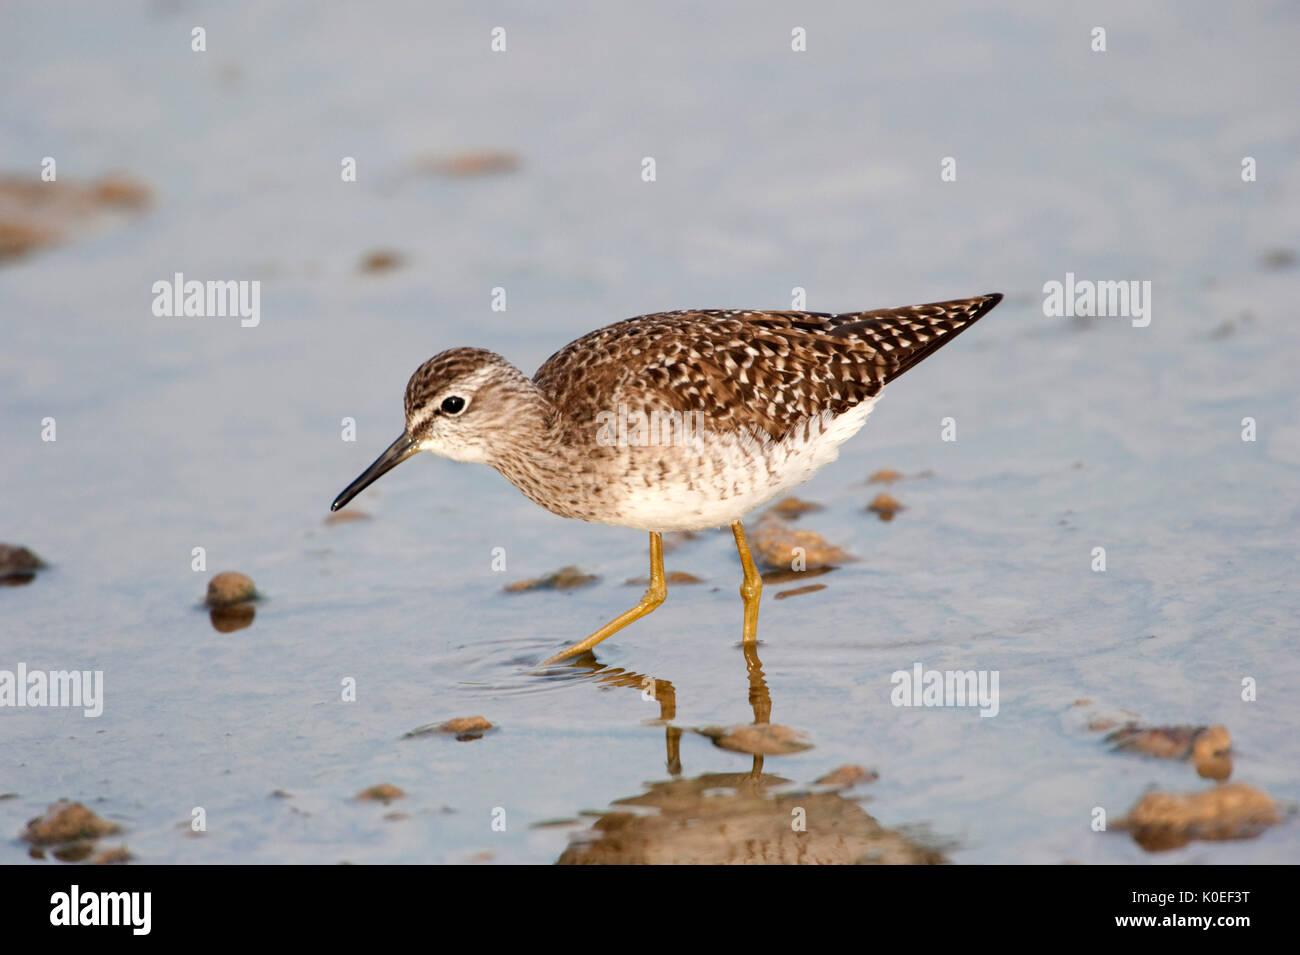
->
xmin=2 ymin=1 xmax=1298 ymax=863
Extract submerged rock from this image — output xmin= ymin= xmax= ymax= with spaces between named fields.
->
xmin=0 ymin=543 xmax=45 ymax=578
xmin=404 ymin=716 xmax=495 ymax=741
xmin=355 ymin=783 xmax=405 ymax=804
xmin=1116 ymin=782 xmax=1281 ymax=851
xmin=22 ymin=801 xmax=121 ymax=847
xmin=696 ymin=723 xmax=813 ymax=756
xmin=866 ymin=492 xmax=904 ymax=521
xmin=765 ymin=496 xmax=823 ymax=518
xmin=816 ymin=765 xmax=879 ymax=788
xmin=204 ymin=571 xmax=258 ymax=607
xmin=504 ymin=566 xmax=597 ymax=592
xmin=751 ymin=516 xmax=851 ymax=571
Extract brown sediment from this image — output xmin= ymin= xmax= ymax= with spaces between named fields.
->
xmin=405 ymin=716 xmax=495 ymax=741
xmin=0 ymin=173 xmax=151 ymax=264
xmin=558 ymin=771 xmax=944 ymax=865
xmin=774 ymin=584 xmax=827 ymax=600
xmin=751 ymin=515 xmax=851 ymax=571
xmin=867 ymin=468 xmax=905 ymax=484
xmin=695 ymin=723 xmax=813 ymax=756
xmin=205 ymin=571 xmax=258 ymax=607
xmin=356 ymin=783 xmax=405 ymax=804
xmin=325 ymin=509 xmax=371 ymax=524
xmin=1115 ymin=782 xmax=1281 ymax=851
xmin=415 ymin=150 xmax=520 ymax=178
xmin=359 ymin=249 xmax=403 ymax=272
xmin=22 ymin=801 xmax=121 ymax=847
xmin=0 ymin=543 xmax=45 ymax=578
xmin=867 ymin=492 xmax=904 ymax=521
xmin=503 ymin=566 xmax=597 ymax=592
xmin=625 ymin=570 xmax=702 ymax=586
xmin=765 ymin=496 xmax=823 ymax=518
xmin=816 ymin=765 xmax=879 ymax=788
xmin=209 ymin=603 xmax=255 ymax=633
xmin=1106 ymin=723 xmax=1233 ymax=779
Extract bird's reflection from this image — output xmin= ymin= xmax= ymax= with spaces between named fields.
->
xmin=550 ymin=639 xmax=946 ymax=864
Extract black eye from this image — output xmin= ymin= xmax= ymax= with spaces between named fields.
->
xmin=440 ymin=395 xmax=466 ymax=415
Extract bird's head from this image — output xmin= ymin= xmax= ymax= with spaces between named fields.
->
xmin=330 ymin=348 xmax=540 ymax=512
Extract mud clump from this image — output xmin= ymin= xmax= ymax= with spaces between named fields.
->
xmin=205 ymin=571 xmax=258 ymax=607
xmin=405 ymin=716 xmax=495 ymax=741
xmin=22 ymin=801 xmax=121 ymax=848
xmin=696 ymin=723 xmax=813 ymax=756
xmin=816 ymin=765 xmax=879 ymax=788
xmin=765 ymin=496 xmax=823 ymax=518
xmin=0 ymin=543 xmax=45 ymax=585
xmin=867 ymin=493 xmax=904 ymax=521
xmin=751 ymin=515 xmax=851 ymax=571
xmin=504 ymin=566 xmax=597 ymax=592
xmin=359 ymin=249 xmax=403 ymax=273
xmin=867 ymin=468 xmax=905 ymax=484
xmin=625 ymin=571 xmax=702 ymax=586
xmin=1116 ymin=782 xmax=1281 ymax=851
xmin=1107 ymin=723 xmax=1233 ymax=779
xmin=356 ymin=783 xmax=405 ymax=804
xmin=0 ymin=173 xmax=151 ymax=263
xmin=774 ymin=584 xmax=826 ymax=600
xmin=417 ymin=150 xmax=520 ymax=178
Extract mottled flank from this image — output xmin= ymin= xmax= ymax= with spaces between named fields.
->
xmin=396 ymin=295 xmax=1002 ymax=532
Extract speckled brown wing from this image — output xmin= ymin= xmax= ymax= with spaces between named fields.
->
xmin=533 ymin=293 xmax=1002 ymax=442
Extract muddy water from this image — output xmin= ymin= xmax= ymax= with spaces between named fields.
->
xmin=2 ymin=1 xmax=1297 ymax=863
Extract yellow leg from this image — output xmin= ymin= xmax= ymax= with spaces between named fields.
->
xmin=541 ymin=532 xmax=666 ymax=664
xmin=731 ymin=520 xmax=762 ymax=643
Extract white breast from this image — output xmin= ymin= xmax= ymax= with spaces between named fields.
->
xmin=605 ymin=395 xmax=881 ymax=532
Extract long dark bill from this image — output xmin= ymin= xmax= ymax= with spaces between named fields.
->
xmin=331 ymin=432 xmax=418 ymax=511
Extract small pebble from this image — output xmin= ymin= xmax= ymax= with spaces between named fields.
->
xmin=356 ymin=783 xmax=405 ymax=803
xmin=867 ymin=468 xmax=904 ymax=484
xmin=0 ymin=543 xmax=45 ymax=577
xmin=816 ymin=765 xmax=879 ymax=788
xmin=752 ymin=516 xmax=851 ymax=571
xmin=696 ymin=723 xmax=813 ymax=756
xmin=867 ymin=493 xmax=904 ymax=521
xmin=765 ymin=496 xmax=823 ymax=518
xmin=774 ymin=584 xmax=827 ymax=600
xmin=360 ymin=249 xmax=403 ymax=273
xmin=22 ymin=801 xmax=121 ymax=847
xmin=504 ymin=566 xmax=597 ymax=592
xmin=1116 ymin=782 xmax=1280 ymax=851
xmin=205 ymin=571 xmax=257 ymax=608
xmin=405 ymin=716 xmax=495 ymax=741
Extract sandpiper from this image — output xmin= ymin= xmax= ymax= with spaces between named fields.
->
xmin=332 ymin=293 xmax=1003 ymax=663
